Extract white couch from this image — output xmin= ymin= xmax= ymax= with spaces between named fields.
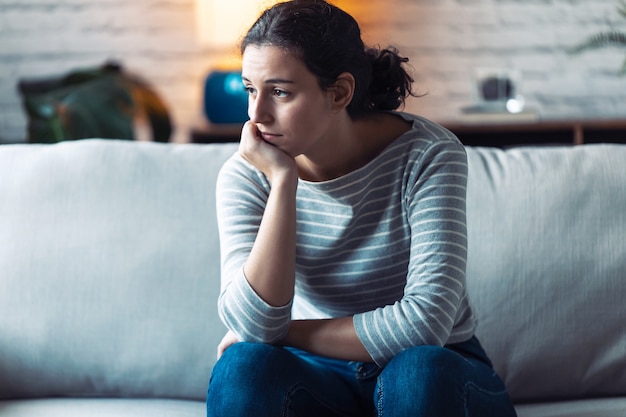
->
xmin=0 ymin=139 xmax=624 ymax=417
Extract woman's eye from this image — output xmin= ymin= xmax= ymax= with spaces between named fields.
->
xmin=244 ymin=86 xmax=256 ymax=95
xmin=273 ymin=89 xmax=289 ymax=98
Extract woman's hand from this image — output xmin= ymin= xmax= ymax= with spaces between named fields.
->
xmin=238 ymin=121 xmax=297 ymax=184
xmin=217 ymin=330 xmax=241 ymax=359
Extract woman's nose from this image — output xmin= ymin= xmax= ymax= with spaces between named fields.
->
xmin=248 ymin=95 xmax=271 ymax=124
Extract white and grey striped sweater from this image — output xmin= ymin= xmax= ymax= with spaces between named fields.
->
xmin=215 ymin=113 xmax=476 ymax=366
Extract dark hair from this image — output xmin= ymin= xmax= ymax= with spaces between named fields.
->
xmin=240 ymin=0 xmax=417 ymax=118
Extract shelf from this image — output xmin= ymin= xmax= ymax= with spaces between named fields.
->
xmin=190 ymin=119 xmax=242 ymax=144
xmin=443 ymin=119 xmax=626 ymax=148
xmin=189 ymin=117 xmax=626 ymax=148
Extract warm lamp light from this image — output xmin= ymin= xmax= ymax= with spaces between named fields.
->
xmin=196 ymin=0 xmax=375 ymax=51
xmin=195 ymin=0 xmax=277 ymax=51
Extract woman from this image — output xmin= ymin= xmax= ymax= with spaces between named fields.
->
xmin=207 ymin=1 xmax=517 ymax=416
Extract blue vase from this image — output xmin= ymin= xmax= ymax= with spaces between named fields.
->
xmin=203 ymin=71 xmax=248 ymax=124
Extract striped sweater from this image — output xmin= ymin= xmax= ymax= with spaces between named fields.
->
xmin=215 ymin=113 xmax=476 ymax=366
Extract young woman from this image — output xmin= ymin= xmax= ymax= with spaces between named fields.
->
xmin=207 ymin=1 xmax=517 ymax=416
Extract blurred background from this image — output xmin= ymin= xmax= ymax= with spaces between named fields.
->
xmin=1 ymin=0 xmax=625 ymax=144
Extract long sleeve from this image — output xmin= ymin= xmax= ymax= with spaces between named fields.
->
xmin=352 ymin=136 xmax=474 ymax=366
xmin=215 ymin=155 xmax=292 ymax=343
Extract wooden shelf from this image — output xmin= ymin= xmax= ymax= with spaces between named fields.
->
xmin=190 ymin=118 xmax=242 ymax=144
xmin=189 ymin=117 xmax=626 ymax=148
xmin=442 ymin=119 xmax=626 ymax=148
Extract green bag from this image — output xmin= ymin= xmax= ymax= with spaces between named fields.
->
xmin=18 ymin=62 xmax=172 ymax=143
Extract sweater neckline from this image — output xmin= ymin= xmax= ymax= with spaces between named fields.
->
xmin=298 ymin=113 xmax=419 ymax=188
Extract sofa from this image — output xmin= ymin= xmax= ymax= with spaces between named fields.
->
xmin=0 ymin=139 xmax=624 ymax=417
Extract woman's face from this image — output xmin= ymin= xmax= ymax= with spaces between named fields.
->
xmin=241 ymin=45 xmax=336 ymax=158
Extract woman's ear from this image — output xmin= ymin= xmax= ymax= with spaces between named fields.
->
xmin=328 ymin=72 xmax=355 ymax=113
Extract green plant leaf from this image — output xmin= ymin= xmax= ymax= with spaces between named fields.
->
xmin=619 ymin=0 xmax=626 ymax=19
xmin=569 ymin=32 xmax=626 ymax=54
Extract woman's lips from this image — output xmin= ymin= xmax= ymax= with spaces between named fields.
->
xmin=260 ymin=132 xmax=280 ymax=143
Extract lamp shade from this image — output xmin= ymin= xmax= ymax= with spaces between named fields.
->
xmin=203 ymin=71 xmax=248 ymax=124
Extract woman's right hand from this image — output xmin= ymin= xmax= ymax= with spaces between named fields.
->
xmin=238 ymin=121 xmax=297 ymax=184
xmin=217 ymin=330 xmax=240 ymax=359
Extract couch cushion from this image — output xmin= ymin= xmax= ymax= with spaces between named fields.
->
xmin=465 ymin=144 xmax=626 ymax=403
xmin=515 ymin=397 xmax=626 ymax=417
xmin=0 ymin=398 xmax=204 ymax=417
xmin=0 ymin=140 xmax=238 ymax=400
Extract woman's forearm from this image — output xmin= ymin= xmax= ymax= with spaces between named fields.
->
xmin=243 ymin=171 xmax=298 ymax=307
xmin=283 ymin=317 xmax=373 ymax=362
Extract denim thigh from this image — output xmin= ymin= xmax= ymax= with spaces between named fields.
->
xmin=206 ymin=338 xmax=516 ymax=417
xmin=207 ymin=342 xmax=375 ymax=417
xmin=375 ymin=337 xmax=517 ymax=417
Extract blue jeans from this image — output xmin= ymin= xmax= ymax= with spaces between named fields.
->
xmin=206 ymin=336 xmax=517 ymax=417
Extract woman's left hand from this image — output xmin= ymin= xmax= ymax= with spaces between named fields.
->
xmin=217 ymin=330 xmax=240 ymax=359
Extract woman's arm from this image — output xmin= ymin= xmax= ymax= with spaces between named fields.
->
xmin=283 ymin=317 xmax=373 ymax=361
xmin=216 ymin=122 xmax=299 ymax=343
xmin=218 ymin=317 xmax=373 ymax=362
xmin=242 ymin=171 xmax=297 ymax=306
xmin=352 ymin=139 xmax=471 ymax=367
xmin=237 ymin=121 xmax=299 ymax=307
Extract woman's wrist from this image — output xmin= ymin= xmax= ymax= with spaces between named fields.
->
xmin=269 ymin=165 xmax=298 ymax=189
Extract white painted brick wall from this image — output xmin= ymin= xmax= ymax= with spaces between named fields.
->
xmin=0 ymin=0 xmax=213 ymax=144
xmin=1 ymin=0 xmax=625 ymax=143
xmin=376 ymin=0 xmax=626 ymax=123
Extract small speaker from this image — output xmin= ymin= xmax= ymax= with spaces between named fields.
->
xmin=479 ymin=76 xmax=515 ymax=102
xmin=473 ymin=68 xmax=524 ymax=113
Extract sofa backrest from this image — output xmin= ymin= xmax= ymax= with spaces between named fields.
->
xmin=465 ymin=144 xmax=626 ymax=403
xmin=1 ymin=140 xmax=624 ymax=404
xmin=0 ymin=140 xmax=238 ymax=400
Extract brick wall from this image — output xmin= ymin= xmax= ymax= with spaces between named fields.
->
xmin=0 ymin=0 xmax=210 ymax=144
xmin=1 ymin=0 xmax=625 ymax=143
xmin=380 ymin=0 xmax=626 ymax=123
